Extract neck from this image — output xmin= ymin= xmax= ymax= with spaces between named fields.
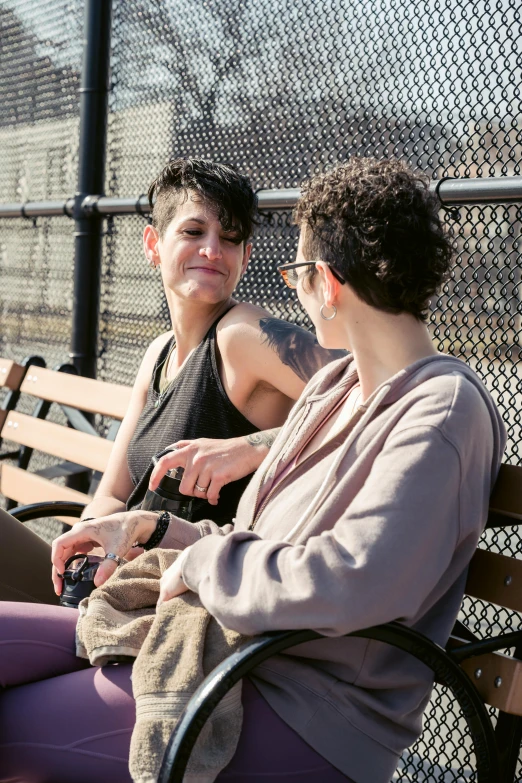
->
xmin=167 ymin=292 xmax=232 ymax=368
xmin=344 ymin=308 xmax=437 ymax=401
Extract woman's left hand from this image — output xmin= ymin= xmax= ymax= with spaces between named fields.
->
xmin=158 ymin=553 xmax=191 ymax=606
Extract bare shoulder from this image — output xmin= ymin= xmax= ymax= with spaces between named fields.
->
xmin=135 ymin=330 xmax=173 ymax=385
xmin=143 ymin=330 xmax=173 ymax=364
xmin=217 ymin=302 xmax=347 ymax=383
xmin=216 ymin=302 xmax=271 ymax=347
xmin=218 ymin=301 xmax=270 ymax=330
xmin=217 ymin=302 xmax=300 ymax=344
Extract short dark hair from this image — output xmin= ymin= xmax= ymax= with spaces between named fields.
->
xmin=147 ymin=158 xmax=257 ymax=242
xmin=294 ymin=157 xmax=453 ymax=320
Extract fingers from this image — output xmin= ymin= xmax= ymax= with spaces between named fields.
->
xmin=51 ymin=514 xmax=136 ymax=593
xmin=188 ymin=460 xmax=227 ymax=505
xmin=179 ymin=460 xmax=211 ymax=498
xmin=203 ymin=475 xmax=224 ymax=506
xmin=51 ymin=537 xmax=97 ymax=596
xmin=125 ymin=545 xmax=144 ymax=562
xmin=52 ymin=564 xmax=63 ymax=596
xmin=150 ymin=438 xmax=237 ymax=503
xmin=149 ymin=445 xmax=188 ymax=490
xmin=51 ymin=525 xmax=99 ymax=580
xmin=94 ymin=558 xmax=119 ymax=587
xmin=183 ymin=469 xmax=225 ymax=505
xmin=157 ymin=561 xmax=189 ymax=605
xmin=177 ymin=448 xmax=222 ymax=502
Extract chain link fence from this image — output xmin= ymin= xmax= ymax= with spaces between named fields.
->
xmin=1 ymin=0 xmax=522 ymax=779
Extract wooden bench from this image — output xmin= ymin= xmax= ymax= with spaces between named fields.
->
xmin=0 ymin=355 xmax=45 ymax=449
xmin=158 ymin=463 xmax=522 ymax=783
xmin=0 ymin=363 xmax=132 ymax=522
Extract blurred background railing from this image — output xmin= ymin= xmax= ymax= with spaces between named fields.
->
xmin=1 ymin=0 xmax=521 ymax=779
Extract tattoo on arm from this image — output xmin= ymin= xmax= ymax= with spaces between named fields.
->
xmin=258 ymin=317 xmax=347 ymax=382
xmin=246 ymin=428 xmax=280 ymax=449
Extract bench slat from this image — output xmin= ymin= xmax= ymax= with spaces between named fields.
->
xmin=466 ymin=549 xmax=522 ymax=613
xmin=0 ymin=359 xmax=25 ymax=390
xmin=0 ymin=463 xmax=89 ymax=524
xmin=459 ymin=649 xmax=522 ymax=715
xmin=20 ymin=366 xmax=132 ymax=420
xmin=3 ymin=412 xmax=113 ymax=473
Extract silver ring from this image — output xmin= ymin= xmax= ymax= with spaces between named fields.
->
xmin=195 ymin=483 xmax=209 ymax=493
xmin=104 ymin=553 xmax=128 ymax=567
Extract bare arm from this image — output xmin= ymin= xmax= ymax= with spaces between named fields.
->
xmin=80 ymin=333 xmax=171 ymax=520
xmin=219 ymin=307 xmax=347 ymax=406
xmin=258 ymin=316 xmax=347 ymax=385
xmin=149 ymin=312 xmax=343 ymax=503
xmin=245 ymin=428 xmax=280 ymax=450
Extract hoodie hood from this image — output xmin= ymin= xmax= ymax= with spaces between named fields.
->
xmin=298 ymin=351 xmax=505 ymax=490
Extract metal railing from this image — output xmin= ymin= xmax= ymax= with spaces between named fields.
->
xmin=1 ymin=177 xmax=522 ymax=222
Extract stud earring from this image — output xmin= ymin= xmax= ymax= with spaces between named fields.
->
xmin=320 ymin=303 xmax=337 ymax=321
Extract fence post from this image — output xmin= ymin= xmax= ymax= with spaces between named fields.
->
xmin=71 ymin=0 xmax=113 ymax=378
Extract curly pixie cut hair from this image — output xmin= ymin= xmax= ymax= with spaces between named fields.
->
xmin=148 ymin=158 xmax=257 ymax=243
xmin=293 ymin=157 xmax=453 ymax=320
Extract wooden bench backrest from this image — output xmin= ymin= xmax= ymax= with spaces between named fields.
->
xmin=0 ymin=359 xmax=25 ymax=391
xmin=1 ymin=463 xmax=90 ymax=523
xmin=3 ymin=411 xmax=112 ymax=472
xmin=460 ymin=463 xmax=522 ymax=715
xmin=19 ymin=365 xmax=131 ymax=419
xmin=0 ymin=359 xmax=26 ymax=430
xmin=0 ymin=365 xmax=132 ymax=511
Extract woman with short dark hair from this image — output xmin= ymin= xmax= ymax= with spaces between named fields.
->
xmin=0 ymin=157 xmax=341 ymax=603
xmin=293 ymin=156 xmax=452 ymax=319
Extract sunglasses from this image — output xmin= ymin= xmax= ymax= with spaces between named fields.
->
xmin=277 ymin=261 xmax=346 ymax=289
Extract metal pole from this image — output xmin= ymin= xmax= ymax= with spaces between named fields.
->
xmin=71 ymin=0 xmax=112 ymax=378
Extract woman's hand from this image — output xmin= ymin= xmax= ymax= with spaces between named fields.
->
xmin=149 ymin=435 xmax=271 ymax=505
xmin=157 ymin=550 xmax=191 ymax=606
xmin=51 ymin=510 xmax=158 ymax=595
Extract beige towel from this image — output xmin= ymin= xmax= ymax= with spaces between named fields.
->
xmin=76 ymin=549 xmax=246 ymax=783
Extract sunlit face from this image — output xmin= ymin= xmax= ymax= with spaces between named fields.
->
xmin=294 ymin=231 xmax=323 ymax=328
xmin=294 ymin=230 xmax=346 ymax=350
xmin=147 ymin=193 xmax=251 ymax=303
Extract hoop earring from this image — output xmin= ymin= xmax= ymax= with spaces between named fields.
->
xmin=147 ymin=258 xmax=156 ymax=269
xmin=320 ymin=303 xmax=337 ymax=321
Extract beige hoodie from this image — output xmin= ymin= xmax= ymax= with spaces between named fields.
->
xmin=162 ymin=354 xmax=506 ymax=783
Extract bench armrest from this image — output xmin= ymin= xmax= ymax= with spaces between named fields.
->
xmin=158 ymin=622 xmax=499 ymax=783
xmin=9 ymin=500 xmax=86 ymax=523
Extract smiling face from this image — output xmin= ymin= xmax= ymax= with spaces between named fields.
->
xmin=143 ymin=192 xmax=251 ymax=304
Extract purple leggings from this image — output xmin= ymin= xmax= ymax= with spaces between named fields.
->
xmin=0 ymin=603 xmax=352 ymax=782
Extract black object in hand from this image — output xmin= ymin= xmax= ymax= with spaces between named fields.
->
xmin=141 ymin=449 xmax=194 ymax=519
xmin=59 ymin=554 xmax=104 ymax=609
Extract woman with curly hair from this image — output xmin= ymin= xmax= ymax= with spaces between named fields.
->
xmin=0 ymin=157 xmax=505 ymax=783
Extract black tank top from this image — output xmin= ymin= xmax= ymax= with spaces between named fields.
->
xmin=126 ymin=308 xmax=260 ymax=525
